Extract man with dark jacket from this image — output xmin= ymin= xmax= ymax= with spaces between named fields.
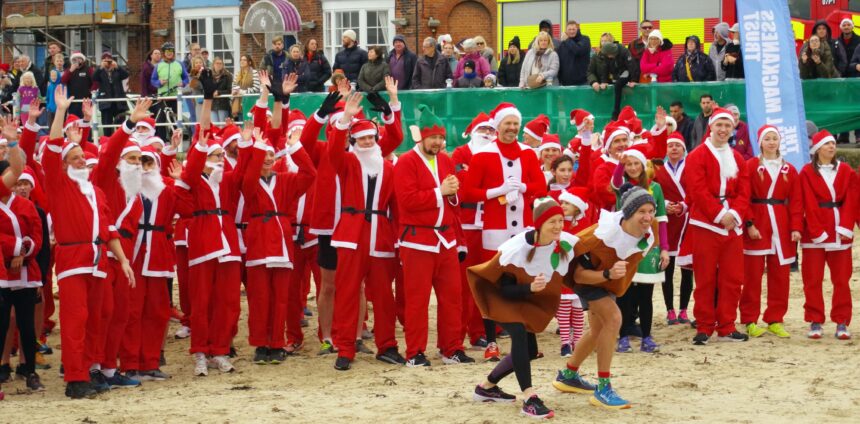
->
xmin=92 ymin=52 xmax=129 ymax=136
xmin=556 ymin=21 xmax=591 ymax=86
xmin=586 ymin=41 xmax=639 ymax=88
xmin=529 ymin=19 xmax=562 ymax=49
xmin=412 ymin=37 xmax=452 ymax=89
xmin=305 ymin=41 xmax=332 ymax=92
xmin=628 ymin=20 xmax=652 ymax=61
xmin=17 ymin=55 xmax=45 ymax=97
xmin=669 ymin=101 xmax=695 ymax=150
xmin=672 ymin=35 xmax=716 ymax=82
xmin=261 ymin=37 xmax=288 ymax=81
xmin=333 ymin=30 xmax=368 ymax=83
xmin=690 ymin=94 xmax=715 ymax=150
xmin=813 ymin=20 xmax=848 ymax=76
xmin=388 ymin=34 xmax=417 ymax=90
xmin=839 ymin=18 xmax=860 ymax=77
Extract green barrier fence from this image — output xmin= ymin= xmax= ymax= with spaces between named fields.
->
xmin=242 ymin=79 xmax=860 ymax=153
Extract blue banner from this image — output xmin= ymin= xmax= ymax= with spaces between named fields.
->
xmin=738 ymin=0 xmax=809 ymax=168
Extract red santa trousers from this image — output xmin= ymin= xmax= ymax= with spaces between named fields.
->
xmin=175 ymin=246 xmax=191 ymax=327
xmin=401 ymin=246 xmax=464 ymax=358
xmin=101 ymin=260 xmax=131 ymax=370
xmin=690 ymin=226 xmax=744 ymax=336
xmin=58 ymin=274 xmax=103 ymax=382
xmin=801 ymin=248 xmax=853 ymax=325
xmin=740 ymin=254 xmax=790 ymax=324
xmin=332 ymin=230 xmax=398 ymax=360
xmin=458 ymin=229 xmax=486 ymax=344
xmin=120 ymin=273 xmax=171 ymax=371
xmin=246 ymin=266 xmax=290 ymax=349
xmin=188 ymin=260 xmax=241 ymax=356
xmin=286 ymin=245 xmax=319 ymax=346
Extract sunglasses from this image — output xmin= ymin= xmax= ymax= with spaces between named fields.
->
xmin=163 ymin=49 xmax=175 ymax=53
xmin=477 ymin=42 xmax=485 ymax=45
xmin=641 ymin=26 xmax=653 ymax=30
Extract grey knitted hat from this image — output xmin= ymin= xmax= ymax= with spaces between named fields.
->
xmin=619 ymin=183 xmax=656 ymax=220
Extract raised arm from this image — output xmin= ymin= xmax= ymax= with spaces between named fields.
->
xmin=0 ymin=117 xmax=24 ymax=188
xmin=329 ymin=92 xmax=363 ymax=170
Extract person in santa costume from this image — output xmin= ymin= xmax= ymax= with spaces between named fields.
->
xmin=452 ymin=112 xmax=496 ymax=349
xmin=522 ymin=114 xmax=550 ymax=149
xmin=652 ymin=132 xmax=693 ymax=326
xmin=799 ymin=130 xmax=857 ymax=340
xmin=590 ymin=123 xmax=630 ymax=210
xmin=43 ymin=86 xmax=137 ymax=399
xmin=394 ymin=104 xmax=475 ymax=366
xmin=547 ymin=140 xmax=593 ymax=201
xmin=564 ymin=109 xmax=596 ymax=161
xmin=738 ymin=126 xmax=803 ymax=339
xmin=685 ymin=107 xmax=751 ymax=345
xmin=468 ymin=197 xmax=577 ymax=419
xmin=461 ymin=102 xmax=547 ymax=361
xmin=555 ymin=187 xmax=595 ymax=357
xmin=553 ymin=184 xmax=660 ymax=410
xmin=538 ymin=134 xmax=562 ymax=182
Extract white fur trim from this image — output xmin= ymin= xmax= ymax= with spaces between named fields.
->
xmin=351 ymin=129 xmax=377 ymax=139
xmin=810 ymin=135 xmax=835 ymax=155
xmin=492 ymin=107 xmax=522 ymax=129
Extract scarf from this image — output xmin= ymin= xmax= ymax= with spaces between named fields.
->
xmin=496 ymin=139 xmax=521 ymax=160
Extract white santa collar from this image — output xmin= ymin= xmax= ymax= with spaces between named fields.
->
xmin=592 ymin=211 xmax=654 ymax=260
xmin=498 ymin=230 xmax=578 ymax=278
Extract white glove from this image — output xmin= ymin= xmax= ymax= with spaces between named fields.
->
xmin=505 ymin=191 xmax=519 ymax=205
xmin=509 ymin=180 xmax=527 ymax=193
xmin=580 ymin=130 xmax=593 ymax=146
xmin=486 ymin=181 xmax=514 ymax=199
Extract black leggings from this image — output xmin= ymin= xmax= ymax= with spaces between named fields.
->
xmin=483 ymin=319 xmax=497 ymax=343
xmin=662 ymin=257 xmax=693 ymax=311
xmin=486 ymin=322 xmax=538 ymax=392
xmin=0 ymin=288 xmax=38 ymax=375
xmin=618 ymin=283 xmax=655 ymax=338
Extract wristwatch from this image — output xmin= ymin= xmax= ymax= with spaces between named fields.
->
xmin=745 ymin=220 xmax=754 ymax=228
xmin=602 ymin=269 xmax=611 ymax=280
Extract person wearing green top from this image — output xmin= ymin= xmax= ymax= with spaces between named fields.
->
xmin=610 ymin=146 xmax=670 ymax=353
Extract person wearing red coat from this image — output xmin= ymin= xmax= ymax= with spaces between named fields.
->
xmin=395 ymin=105 xmax=474 ymax=366
xmin=652 ymin=133 xmax=694 ymax=326
xmin=799 ymin=130 xmax=857 ymax=340
xmin=42 ymin=87 xmax=135 ymax=398
xmin=590 ymin=124 xmax=630 ymax=210
xmin=329 ymin=92 xmax=405 ymax=371
xmin=739 ymin=126 xmax=803 ymax=339
xmin=684 ymin=108 xmax=751 ymax=344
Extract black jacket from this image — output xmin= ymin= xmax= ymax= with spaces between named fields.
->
xmin=812 ymin=20 xmax=849 ymax=76
xmin=840 ymin=32 xmax=860 ymax=77
xmin=333 ymin=45 xmax=368 ymax=82
xmin=305 ymin=50 xmax=332 ymax=92
xmin=672 ymin=36 xmax=716 ymax=82
xmin=675 ymin=113 xmax=695 ymax=151
xmin=556 ymin=33 xmax=591 ymax=85
xmin=282 ymin=58 xmax=311 ymax=93
xmin=387 ymin=48 xmax=417 ymax=90
xmin=586 ymin=42 xmax=639 ymax=85
xmin=721 ymin=43 xmax=745 ymax=79
xmin=92 ymin=66 xmax=129 ymax=111
xmin=212 ymin=72 xmax=233 ymax=112
xmin=411 ymin=53 xmax=452 ymax=89
xmin=496 ymin=54 xmax=524 ymax=87
xmin=261 ymin=49 xmax=288 ymax=81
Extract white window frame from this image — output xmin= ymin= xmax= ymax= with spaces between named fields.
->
xmin=66 ymin=29 xmax=129 ymax=64
xmin=322 ymin=0 xmax=396 ymax=61
xmin=174 ymin=7 xmax=241 ymax=72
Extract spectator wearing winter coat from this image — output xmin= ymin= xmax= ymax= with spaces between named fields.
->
xmin=672 ymin=35 xmax=716 ymax=82
xmin=799 ymin=35 xmax=839 ymax=79
xmin=333 ymin=30 xmax=368 ymax=83
xmin=690 ymin=94 xmax=716 ymax=150
xmin=556 ymin=21 xmax=591 ymax=86
xmin=587 ymin=38 xmax=640 ymax=89
xmin=282 ymin=44 xmax=311 ymax=92
xmin=304 ymin=39 xmax=332 ymax=92
xmin=261 ymin=37 xmax=288 ymax=82
xmin=497 ymin=36 xmax=523 ymax=87
xmin=529 ymin=19 xmax=562 ymax=50
xmin=92 ymin=52 xmax=129 ymax=135
xmin=358 ymin=46 xmax=390 ymax=92
xmin=722 ymin=24 xmax=745 ymax=79
xmin=140 ymin=49 xmax=161 ymax=97
xmin=412 ymin=37 xmax=453 ymax=89
xmin=209 ymin=57 xmax=233 ymax=124
xmin=473 ymin=36 xmax=498 ymax=72
xmin=61 ymin=51 xmax=93 ymax=118
xmin=669 ymin=101 xmax=695 ymax=150
xmin=628 ymin=20 xmax=653 ymax=61
xmin=709 ymin=22 xmax=730 ymax=80
xmin=639 ymin=30 xmax=673 ymax=83
xmin=441 ymin=43 xmax=459 ymax=74
xmin=16 ymin=55 xmax=45 ymax=97
xmin=454 ymin=39 xmax=492 ymax=80
xmin=839 ymin=18 xmax=860 ymax=77
xmin=812 ymin=20 xmax=848 ymax=76
xmin=519 ymin=32 xmax=560 ymax=88
xmin=455 ymin=59 xmax=482 ymax=88
xmin=388 ymin=34 xmax=418 ymax=90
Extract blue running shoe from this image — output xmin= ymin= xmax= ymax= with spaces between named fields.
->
xmin=553 ymin=370 xmax=597 ymax=394
xmin=590 ymin=384 xmax=631 ymax=409
xmin=616 ymin=336 xmax=632 ymax=353
xmin=89 ymin=370 xmax=110 ymax=393
xmin=105 ymin=373 xmax=141 ymax=388
xmin=640 ymin=336 xmax=660 ymax=353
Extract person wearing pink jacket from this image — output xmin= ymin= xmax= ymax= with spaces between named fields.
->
xmin=639 ymin=30 xmax=674 ymax=83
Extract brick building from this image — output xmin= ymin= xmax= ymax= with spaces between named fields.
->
xmin=1 ymin=0 xmax=497 ymax=93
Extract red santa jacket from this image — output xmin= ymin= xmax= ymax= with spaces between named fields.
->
xmin=799 ymin=162 xmax=857 ymax=251
xmin=742 ymin=158 xmax=803 ymax=264
xmin=241 ymin=141 xmax=316 ymax=267
xmin=461 ymin=139 xmax=546 ymax=251
xmin=653 ymin=159 xmax=689 ymax=255
xmin=394 ymin=145 xmax=459 ymax=253
xmin=132 ymin=177 xmax=182 ymax=278
xmin=0 ymin=194 xmax=43 ymax=288
xmin=590 ymin=157 xmax=619 ymax=211
xmin=452 ymin=142 xmax=485 ymax=230
xmin=158 ymin=147 xmax=189 ymax=249
xmin=327 ymin=121 xmax=397 ymax=258
xmin=43 ymin=137 xmax=116 ymax=280
xmin=684 ymin=139 xmax=750 ymax=237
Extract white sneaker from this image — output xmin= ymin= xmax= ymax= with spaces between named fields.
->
xmin=807 ymin=323 xmax=823 ymax=339
xmin=175 ymin=326 xmax=191 ymax=339
xmin=193 ymin=353 xmax=208 ymax=376
xmin=209 ymin=355 xmax=235 ymax=373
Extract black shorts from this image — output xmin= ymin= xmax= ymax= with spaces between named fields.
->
xmin=574 ymin=284 xmax=615 ymax=311
xmin=316 ymin=235 xmax=338 ymax=270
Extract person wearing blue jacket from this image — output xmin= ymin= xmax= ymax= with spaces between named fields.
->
xmin=557 ymin=21 xmax=591 ymax=86
xmin=672 ymin=35 xmax=716 ymax=82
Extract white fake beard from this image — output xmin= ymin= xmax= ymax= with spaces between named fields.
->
xmin=469 ymin=133 xmax=493 ymax=149
xmin=354 ymin=144 xmax=383 ymax=177
xmin=67 ymin=166 xmax=94 ymax=196
xmin=206 ymin=161 xmax=224 ymax=186
xmin=140 ymin=170 xmax=166 ymax=200
xmin=118 ymin=161 xmax=144 ymax=199
xmin=713 ymin=143 xmax=739 ymax=179
xmin=131 ymin=132 xmax=151 ymax=144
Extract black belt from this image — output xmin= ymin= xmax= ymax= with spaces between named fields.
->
xmin=251 ymin=211 xmax=288 ymax=223
xmin=193 ymin=209 xmax=229 ymax=217
xmin=139 ymin=224 xmax=166 ymax=232
xmin=751 ymin=198 xmax=787 ymax=205
xmin=819 ymin=201 xmax=843 ymax=208
xmin=292 ymin=223 xmax=308 ymax=245
xmin=714 ymin=195 xmax=727 ymax=201
xmin=460 ymin=202 xmax=482 ymax=210
xmin=118 ymin=229 xmax=134 ymax=239
xmin=341 ymin=207 xmax=386 ymax=223
xmin=59 ymin=237 xmax=105 ymax=247
xmin=236 ymin=223 xmax=248 ymax=230
xmin=400 ymin=224 xmax=450 ymax=241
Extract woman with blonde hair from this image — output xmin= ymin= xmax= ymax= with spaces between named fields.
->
xmin=519 ymin=32 xmax=559 ymax=88
xmin=473 ymin=35 xmax=497 ymax=72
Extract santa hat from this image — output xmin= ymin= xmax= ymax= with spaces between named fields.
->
xmin=558 ymin=186 xmax=589 ymax=220
xmin=462 ymin=112 xmax=493 ymax=138
xmin=665 ymin=116 xmax=677 ymax=132
xmin=490 ymin=102 xmax=522 ymax=129
xmin=630 ymin=130 xmax=651 ymax=148
xmin=532 ymin=197 xmax=564 ymax=230
xmin=810 ymin=130 xmax=836 ymax=155
xmin=17 ymin=167 xmax=36 ymax=187
xmin=288 ymin=109 xmax=307 ymax=136
xmin=349 ymin=120 xmax=378 ymax=140
xmin=136 ymin=117 xmax=156 ymax=133
xmin=121 ymin=140 xmax=141 ymax=158
xmin=140 ymin=145 xmax=161 ymax=168
xmin=206 ymin=139 xmax=224 ymax=156
xmin=0 ymin=138 xmax=7 ymax=146
xmin=565 ymin=136 xmax=582 ymax=158
xmin=708 ymin=107 xmax=735 ymax=126
xmin=538 ymin=133 xmax=562 ymax=152
xmin=617 ymin=106 xmax=637 ymax=124
xmin=70 ymin=51 xmax=86 ymax=62
xmin=220 ymin=124 xmax=241 ymax=147
xmin=602 ymin=123 xmax=629 ymax=153
xmin=756 ymin=125 xmax=780 ymax=145
xmin=523 ymin=114 xmax=550 ymax=141
xmin=841 ymin=17 xmax=854 ymax=28
xmin=84 ymin=150 xmax=98 ymax=166
xmin=667 ymin=132 xmax=686 ymax=151
xmin=142 ymin=136 xmax=165 ymax=148
xmin=64 ymin=115 xmax=82 ymax=131
xmin=412 ymin=104 xmax=445 ymax=141
xmin=626 ymin=117 xmax=643 ymax=136
xmin=257 ymin=140 xmax=275 ymax=154
xmin=569 ymin=109 xmax=594 ymax=131
xmin=622 ymin=143 xmax=649 ymax=167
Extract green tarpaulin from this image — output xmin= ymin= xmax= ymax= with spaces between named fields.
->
xmin=243 ymin=79 xmax=860 ymax=153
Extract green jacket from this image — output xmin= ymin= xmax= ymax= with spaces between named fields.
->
xmin=152 ymin=60 xmax=190 ymax=96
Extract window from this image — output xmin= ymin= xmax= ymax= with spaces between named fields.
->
xmin=322 ymin=0 xmax=395 ymax=61
xmin=174 ymin=7 xmax=241 ymax=71
xmin=65 ymin=29 xmax=128 ymax=64
xmin=849 ymin=0 xmax=860 ymax=12
xmin=183 ymin=19 xmax=207 ymax=50
xmin=787 ymin=0 xmax=811 ymax=20
xmin=212 ymin=18 xmax=236 ymax=69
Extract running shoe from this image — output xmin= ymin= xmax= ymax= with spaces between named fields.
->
xmin=361 ymin=329 xmax=374 ymax=340
xmin=0 ymin=364 xmax=11 ymax=383
xmin=38 ymin=342 xmax=53 ymax=355
xmin=640 ymin=336 xmax=660 ymax=353
xmin=105 ymin=373 xmax=141 ymax=389
xmin=355 ymin=340 xmax=373 ymax=355
xmin=521 ymin=395 xmax=554 ymax=419
xmin=497 ymin=329 xmax=510 ymax=339
xmin=560 ymin=344 xmax=572 ymax=357
xmin=269 ymin=349 xmax=287 ymax=364
xmin=26 ymin=373 xmax=45 ymax=392
xmin=616 ymin=336 xmax=632 ymax=353
xmin=406 ymin=352 xmax=431 ymax=367
xmin=836 ymin=324 xmax=851 ymax=340
xmin=194 ymin=353 xmax=208 ymax=376
xmin=745 ymin=323 xmax=767 ymax=338
xmin=318 ymin=340 xmax=337 ymax=356
xmin=142 ymin=369 xmax=171 ymax=381
xmin=304 ymin=307 xmax=313 ymax=317
xmin=441 ymin=350 xmax=475 ymax=365
xmin=716 ymin=331 xmax=749 ymax=342
xmin=472 ymin=384 xmax=516 ymax=403
xmin=174 ymin=326 xmax=191 ymax=339
xmin=666 ymin=310 xmax=678 ymax=325
xmin=253 ymin=347 xmax=269 ymax=365
xmin=89 ymin=370 xmax=110 ymax=393
xmin=552 ymin=370 xmax=596 ymax=394
xmin=209 ymin=355 xmax=235 ymax=373
xmin=65 ymin=381 xmax=97 ymax=399
xmin=285 ymin=342 xmax=303 ymax=356
xmin=590 ymin=383 xmax=631 ymax=409
xmin=767 ymin=323 xmax=791 ymax=338
xmin=376 ymin=347 xmax=406 ymax=365
xmin=334 ymin=356 xmax=351 ymax=371
xmin=808 ymin=322 xmax=823 ymax=339
xmin=471 ymin=337 xmax=488 ymax=350
xmin=692 ymin=333 xmax=709 ymax=346
xmin=677 ymin=309 xmax=691 ymax=324
xmin=484 ymin=342 xmax=501 ymax=362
